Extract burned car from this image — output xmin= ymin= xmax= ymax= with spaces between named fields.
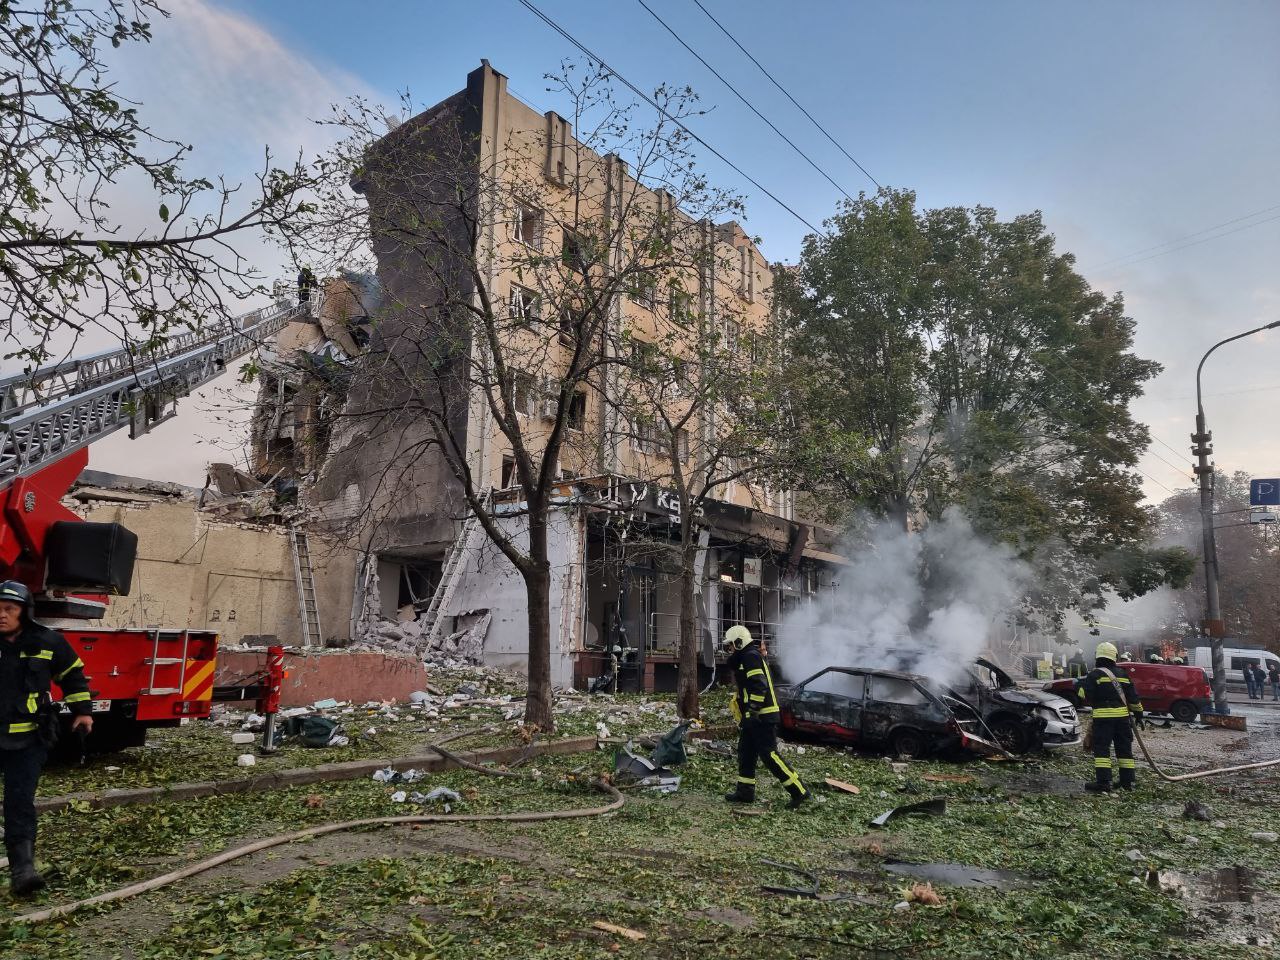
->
xmin=777 ymin=667 xmax=1001 ymax=758
xmin=953 ymin=658 xmax=1082 ymax=753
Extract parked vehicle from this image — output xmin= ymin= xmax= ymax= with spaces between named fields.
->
xmin=777 ymin=666 xmax=1001 ymax=758
xmin=1188 ymin=645 xmax=1280 ymax=682
xmin=954 ymin=658 xmax=1081 ymax=753
xmin=1044 ymin=662 xmax=1212 ymax=723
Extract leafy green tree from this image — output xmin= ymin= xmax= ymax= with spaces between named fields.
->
xmin=1 ymin=1 xmax=315 ymax=365
xmin=775 ymin=189 xmax=1191 ymax=623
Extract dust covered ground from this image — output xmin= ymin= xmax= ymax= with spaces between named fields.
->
xmin=4 ymin=667 xmax=1279 ymax=960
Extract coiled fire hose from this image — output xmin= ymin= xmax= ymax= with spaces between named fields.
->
xmin=1100 ymin=668 xmax=1280 ymax=782
xmin=7 ymin=754 xmax=623 ymax=927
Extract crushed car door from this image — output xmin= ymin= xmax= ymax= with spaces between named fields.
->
xmin=788 ymin=669 xmax=865 ymax=744
xmin=863 ymin=675 xmax=938 ymax=744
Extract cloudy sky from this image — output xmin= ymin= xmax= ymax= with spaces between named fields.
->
xmin=78 ymin=0 xmax=1280 ymax=503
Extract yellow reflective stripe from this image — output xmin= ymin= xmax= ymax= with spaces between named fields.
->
xmin=1094 ymin=758 xmax=1113 ymax=767
xmin=747 ymin=694 xmax=765 ymax=702
xmin=1096 ymin=676 xmax=1113 ymax=683
xmin=1129 ymin=702 xmax=1144 ymax=712
xmin=55 ymin=658 xmax=84 ymax=681
xmin=1118 ymin=759 xmax=1136 ymax=768
xmin=63 ymin=692 xmax=91 ymax=704
xmin=736 ymin=777 xmax=756 ymax=784
xmin=770 ymin=752 xmax=803 ymax=791
xmin=25 ymin=693 xmax=37 ymax=714
xmin=8 ymin=722 xmax=37 ymax=734
xmin=20 ymin=649 xmax=53 ymax=660
xmin=1093 ymin=707 xmax=1130 ymax=718
xmin=745 ymin=668 xmax=765 ymax=678
xmin=755 ymin=705 xmax=780 ymax=715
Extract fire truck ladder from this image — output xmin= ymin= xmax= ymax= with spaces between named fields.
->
xmin=290 ymin=527 xmax=324 ymax=648
xmin=0 ymin=293 xmax=312 ymax=491
xmin=421 ymin=494 xmax=490 ymax=648
xmin=143 ymin=629 xmax=191 ymax=696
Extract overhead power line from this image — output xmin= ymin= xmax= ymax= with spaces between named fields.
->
xmin=690 ymin=0 xmax=881 ymax=191
xmin=1149 ymin=432 xmax=1194 ymax=467
xmin=513 ymin=0 xmax=825 ymax=236
xmin=635 ymin=0 xmax=857 ymax=203
xmin=1096 ymin=206 xmax=1280 ymax=273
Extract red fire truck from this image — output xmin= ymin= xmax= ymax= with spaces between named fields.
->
xmin=0 ymin=295 xmax=301 ymax=752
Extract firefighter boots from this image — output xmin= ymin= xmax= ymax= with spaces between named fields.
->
xmin=7 ymin=841 xmax=45 ymax=897
xmin=787 ymin=786 xmax=808 ymax=810
xmin=724 ymin=781 xmax=756 ymax=803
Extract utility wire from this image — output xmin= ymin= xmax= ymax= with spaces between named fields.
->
xmin=690 ymin=0 xmax=880 ymax=191
xmin=1096 ymin=210 xmax=1280 ymax=273
xmin=513 ymin=0 xmax=825 ymax=236
xmin=1095 ymin=201 xmax=1280 ymax=271
xmin=1149 ymin=433 xmax=1193 ymax=466
xmin=635 ymin=0 xmax=856 ymax=203
xmin=1144 ymin=447 xmax=1195 ymax=481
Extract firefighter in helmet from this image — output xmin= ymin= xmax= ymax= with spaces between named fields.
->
xmin=0 ymin=581 xmax=93 ymax=895
xmin=722 ymin=625 xmax=807 ymax=809
xmin=1074 ymin=640 xmax=1144 ymax=792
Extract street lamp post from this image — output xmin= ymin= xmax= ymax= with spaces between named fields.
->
xmin=1193 ymin=320 xmax=1280 ymax=714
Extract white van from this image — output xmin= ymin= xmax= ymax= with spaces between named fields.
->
xmin=1189 ymin=646 xmax=1280 ymax=680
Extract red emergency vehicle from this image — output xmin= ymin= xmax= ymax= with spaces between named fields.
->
xmin=0 ymin=296 xmax=302 ymax=751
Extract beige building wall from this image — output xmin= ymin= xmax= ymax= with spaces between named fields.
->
xmin=77 ymin=497 xmax=358 ymax=646
xmin=462 ymin=62 xmax=791 ymax=517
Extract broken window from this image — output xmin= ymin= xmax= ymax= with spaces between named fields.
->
xmin=558 ymin=306 xmax=580 ymax=346
xmin=562 ymin=230 xmax=588 ymax=273
xmin=869 ymin=676 xmax=929 ymax=707
xmin=567 ymin=390 xmax=587 ymax=431
xmin=514 ymin=205 xmax=543 ymax=249
xmin=668 ymin=286 xmax=693 ymax=325
xmin=501 ymin=454 xmax=517 ymax=489
xmin=807 ymin=670 xmax=866 ymax=701
xmin=507 ymin=371 xmax=538 ymax=418
xmin=628 ymin=276 xmax=657 ymax=309
xmin=722 ymin=318 xmax=741 ymax=354
xmin=508 ymin=285 xmax=541 ymax=324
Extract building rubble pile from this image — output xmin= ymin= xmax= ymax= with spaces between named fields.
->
xmin=351 ymin=560 xmax=490 ymax=662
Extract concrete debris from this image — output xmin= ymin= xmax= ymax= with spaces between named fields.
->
xmin=1182 ymin=801 xmax=1212 ymax=822
xmin=1124 ymin=849 xmax=1146 ymax=862
xmin=1250 ymin=832 xmax=1278 ymax=843
xmin=893 ymin=900 xmax=912 ymax=912
xmin=236 ymin=754 xmax=256 ymax=767
xmin=409 ymin=691 xmax=431 ymax=704
xmin=313 ymin=698 xmax=340 ymax=710
xmin=390 ymin=790 xmax=408 ymax=803
xmin=230 ymin=732 xmax=255 ymax=745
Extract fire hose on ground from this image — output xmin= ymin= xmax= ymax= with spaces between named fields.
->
xmin=6 ymin=747 xmax=623 ymax=927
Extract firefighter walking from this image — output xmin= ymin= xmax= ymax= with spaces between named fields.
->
xmin=721 ymin=625 xmax=807 ymax=809
xmin=1074 ymin=640 xmax=1144 ymax=793
xmin=0 ymin=581 xmax=93 ymax=895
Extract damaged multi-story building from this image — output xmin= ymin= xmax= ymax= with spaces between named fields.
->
xmin=270 ymin=61 xmax=847 ymax=689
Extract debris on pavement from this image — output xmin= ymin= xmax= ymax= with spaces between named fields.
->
xmin=761 ymin=859 xmax=820 ymax=898
xmin=592 ymin=921 xmax=646 ymax=942
xmin=869 ymin=798 xmax=946 ymax=828
xmin=1183 ymin=800 xmax=1212 ymax=821
xmin=823 ymin=777 xmax=861 ymax=795
xmin=236 ymin=754 xmax=256 ymax=767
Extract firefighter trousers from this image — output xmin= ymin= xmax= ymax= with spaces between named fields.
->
xmin=1090 ymin=716 xmax=1135 ymax=786
xmin=737 ymin=717 xmax=806 ymax=797
xmin=1 ymin=741 xmax=47 ymax=847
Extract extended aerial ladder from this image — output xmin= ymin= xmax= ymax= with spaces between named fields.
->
xmin=0 ymin=289 xmax=314 ymax=751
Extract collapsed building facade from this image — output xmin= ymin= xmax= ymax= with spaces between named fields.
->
xmin=267 ymin=62 xmax=847 ymax=689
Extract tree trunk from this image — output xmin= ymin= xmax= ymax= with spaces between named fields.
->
xmin=523 ymin=511 xmax=555 ymax=733
xmin=676 ymin=534 xmax=700 ymax=720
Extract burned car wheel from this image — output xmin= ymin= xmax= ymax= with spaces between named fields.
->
xmin=987 ymin=716 xmax=1030 ymax=755
xmin=892 ymin=728 xmax=927 ymax=759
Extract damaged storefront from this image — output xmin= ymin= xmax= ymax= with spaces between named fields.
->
xmin=409 ymin=475 xmax=845 ymax=691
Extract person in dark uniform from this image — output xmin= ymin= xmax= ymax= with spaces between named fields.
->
xmin=721 ymin=625 xmax=807 ymax=809
xmin=1073 ymin=640 xmax=1144 ymax=793
xmin=1067 ymin=649 xmax=1087 ymax=678
xmin=0 ymin=581 xmax=93 ymax=895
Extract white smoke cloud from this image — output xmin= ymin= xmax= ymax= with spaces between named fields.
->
xmin=778 ymin=510 xmax=1029 ymax=687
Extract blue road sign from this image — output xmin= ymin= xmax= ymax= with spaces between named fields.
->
xmin=1250 ymin=479 xmax=1280 ymax=506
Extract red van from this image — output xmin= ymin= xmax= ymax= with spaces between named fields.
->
xmin=1044 ymin=662 xmax=1212 ymax=723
